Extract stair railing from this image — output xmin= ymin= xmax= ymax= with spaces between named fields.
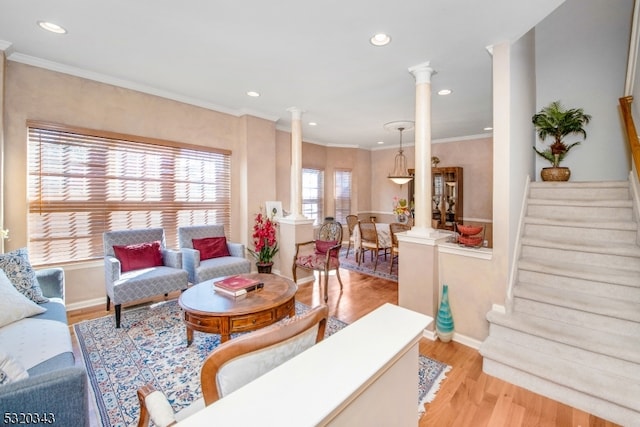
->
xmin=505 ymin=175 xmax=531 ymax=314
xmin=618 ymin=96 xmax=640 ymax=182
xmin=619 ymin=96 xmax=640 ymax=243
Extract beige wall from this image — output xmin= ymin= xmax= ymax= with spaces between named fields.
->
xmin=276 ymin=138 xmax=368 ymax=220
xmin=368 ymin=138 xmax=493 ymax=223
xmin=432 ymin=137 xmax=493 ymax=221
xmin=3 ymin=62 xmax=498 ymax=342
xmin=3 ymin=62 xmax=263 ymax=305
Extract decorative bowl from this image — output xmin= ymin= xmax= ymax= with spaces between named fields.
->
xmin=456 ymin=224 xmax=483 ymax=236
xmin=458 ymin=235 xmax=483 ymax=247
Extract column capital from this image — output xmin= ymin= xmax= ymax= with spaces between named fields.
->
xmin=286 ymin=107 xmax=304 ymax=120
xmin=408 ymin=61 xmax=435 ymax=85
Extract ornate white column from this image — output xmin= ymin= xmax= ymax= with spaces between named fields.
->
xmin=397 ymin=61 xmax=448 ymax=327
xmin=287 ymin=107 xmax=306 ymax=220
xmin=408 ymin=62 xmax=435 ymax=234
xmin=279 ymin=107 xmax=314 ymax=284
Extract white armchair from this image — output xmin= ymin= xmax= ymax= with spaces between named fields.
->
xmin=178 ymin=225 xmax=251 ymax=284
xmin=103 ymin=228 xmax=189 ymax=328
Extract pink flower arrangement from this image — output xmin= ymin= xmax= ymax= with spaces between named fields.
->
xmin=248 ymin=212 xmax=279 ymax=263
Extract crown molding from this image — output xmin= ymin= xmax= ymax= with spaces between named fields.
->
xmin=0 ymin=40 xmax=14 ymax=56
xmin=433 ymin=133 xmax=493 ymax=143
xmin=7 ymin=52 xmax=279 ymax=121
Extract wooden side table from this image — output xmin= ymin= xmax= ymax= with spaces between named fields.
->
xmin=178 ymin=273 xmax=297 ymax=345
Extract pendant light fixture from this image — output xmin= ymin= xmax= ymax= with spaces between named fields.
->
xmin=385 ymin=120 xmax=414 ymax=185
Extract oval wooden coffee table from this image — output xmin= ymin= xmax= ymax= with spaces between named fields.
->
xmin=178 ymin=273 xmax=297 ymax=346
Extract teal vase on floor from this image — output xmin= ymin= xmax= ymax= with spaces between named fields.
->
xmin=436 ymin=284 xmax=454 ymax=342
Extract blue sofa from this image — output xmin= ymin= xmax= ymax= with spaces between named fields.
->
xmin=0 ymin=268 xmax=89 ymax=427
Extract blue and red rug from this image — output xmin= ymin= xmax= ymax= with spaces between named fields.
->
xmin=339 ymin=248 xmax=398 ymax=282
xmin=75 ymin=299 xmax=449 ymax=426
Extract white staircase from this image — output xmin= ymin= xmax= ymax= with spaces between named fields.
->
xmin=480 ymin=180 xmax=640 ymax=427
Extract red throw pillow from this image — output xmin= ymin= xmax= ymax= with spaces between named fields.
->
xmin=113 ymin=241 xmax=163 ymax=272
xmin=315 ymin=240 xmax=339 ymax=255
xmin=192 ymin=237 xmax=230 ymax=260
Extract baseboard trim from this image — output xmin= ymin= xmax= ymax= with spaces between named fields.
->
xmin=422 ymin=329 xmax=483 ymax=350
xmin=295 ymin=276 xmax=317 ymax=286
xmin=66 ymin=297 xmax=106 ymax=312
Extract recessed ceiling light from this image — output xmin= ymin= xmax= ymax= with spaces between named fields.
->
xmin=308 ymin=122 xmax=317 ymax=126
xmin=377 ymin=141 xmax=385 ymax=145
xmin=438 ymin=89 xmax=452 ymax=96
xmin=484 ymin=126 xmax=493 ymax=131
xmin=247 ymin=91 xmax=260 ymax=97
xmin=370 ymin=33 xmax=391 ymax=46
xmin=37 ymin=21 xmax=67 ymax=34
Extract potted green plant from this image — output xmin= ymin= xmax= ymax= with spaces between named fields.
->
xmin=532 ymin=100 xmax=592 ymax=181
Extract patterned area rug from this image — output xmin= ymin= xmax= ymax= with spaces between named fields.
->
xmin=339 ymin=248 xmax=398 ymax=282
xmin=75 ymin=299 xmax=449 ymax=426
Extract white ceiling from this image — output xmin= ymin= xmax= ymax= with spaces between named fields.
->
xmin=0 ymin=0 xmax=564 ymax=149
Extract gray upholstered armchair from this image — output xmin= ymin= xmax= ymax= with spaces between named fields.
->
xmin=178 ymin=224 xmax=251 ymax=284
xmin=103 ymin=228 xmax=189 ymax=328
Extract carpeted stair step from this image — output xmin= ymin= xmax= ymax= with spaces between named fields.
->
xmin=517 ymin=257 xmax=638 ymax=291
xmin=480 ymin=335 xmax=640 ymax=425
xmin=522 ymin=235 xmax=640 ymax=257
xmin=485 ymin=310 xmax=640 ymax=367
xmin=512 ymin=294 xmax=640 ymax=336
xmin=527 ymin=198 xmax=633 ymax=222
xmin=528 ymin=180 xmax=631 ymax=201
xmin=522 ymin=217 xmax=638 ymax=244
xmin=482 ymin=178 xmax=640 ymax=426
xmin=517 ymin=268 xmax=640 ymax=302
xmin=520 ymin=239 xmax=640 ymax=272
xmin=480 ymin=334 xmax=640 ymax=408
xmin=513 ymin=282 xmax=640 ymax=324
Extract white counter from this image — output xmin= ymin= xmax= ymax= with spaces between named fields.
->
xmin=177 ymin=303 xmax=432 ymax=426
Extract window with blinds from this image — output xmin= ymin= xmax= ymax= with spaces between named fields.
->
xmin=27 ymin=121 xmax=231 ymax=266
xmin=302 ymin=168 xmax=324 ymax=225
xmin=334 ymin=169 xmax=352 ymax=224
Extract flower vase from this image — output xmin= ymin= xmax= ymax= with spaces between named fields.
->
xmin=256 ymin=262 xmax=273 ymax=274
xmin=436 ymin=284 xmax=454 ymax=342
xmin=397 ymin=214 xmax=407 ymax=223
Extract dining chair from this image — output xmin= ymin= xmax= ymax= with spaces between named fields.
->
xmin=389 ymin=222 xmax=411 ymax=274
xmin=357 ymin=221 xmax=382 ymax=272
xmin=137 ymin=304 xmax=329 ymax=427
xmin=345 ymin=214 xmax=359 ymax=258
xmin=292 ymin=221 xmax=344 ymax=302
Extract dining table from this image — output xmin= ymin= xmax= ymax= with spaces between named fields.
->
xmin=352 ymin=222 xmax=392 ymax=254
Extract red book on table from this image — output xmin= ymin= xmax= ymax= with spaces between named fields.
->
xmin=214 ymin=275 xmax=262 ymax=292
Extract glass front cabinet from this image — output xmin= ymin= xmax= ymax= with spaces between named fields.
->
xmin=432 ymin=167 xmax=463 ymax=230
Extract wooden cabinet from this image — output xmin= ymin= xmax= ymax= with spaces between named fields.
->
xmin=432 ymin=167 xmax=463 ymax=230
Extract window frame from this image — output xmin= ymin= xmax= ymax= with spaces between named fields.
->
xmin=27 ymin=120 xmax=232 ymax=266
xmin=301 ymin=168 xmax=324 ymax=225
xmin=334 ymin=169 xmax=352 ymax=224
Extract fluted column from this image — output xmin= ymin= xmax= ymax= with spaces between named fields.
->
xmin=408 ymin=62 xmax=435 ymax=234
xmin=287 ymin=107 xmax=306 ymax=219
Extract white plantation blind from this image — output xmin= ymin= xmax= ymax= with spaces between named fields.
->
xmin=27 ymin=121 xmax=231 ymax=265
xmin=334 ymin=169 xmax=352 ymax=224
xmin=302 ymin=168 xmax=324 ymax=225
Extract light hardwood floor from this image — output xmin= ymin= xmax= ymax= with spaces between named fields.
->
xmin=68 ymin=268 xmax=620 ymax=427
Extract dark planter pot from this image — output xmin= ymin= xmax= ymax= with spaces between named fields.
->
xmin=541 ymin=166 xmax=571 ymax=182
xmin=256 ymin=262 xmax=273 ymax=274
